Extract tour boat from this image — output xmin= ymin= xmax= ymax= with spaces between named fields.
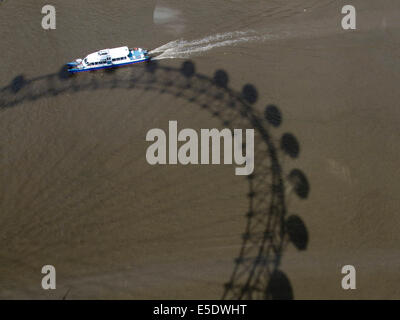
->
xmin=67 ymin=46 xmax=150 ymax=73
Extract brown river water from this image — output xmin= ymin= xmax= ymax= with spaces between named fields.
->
xmin=1 ymin=0 xmax=400 ymax=299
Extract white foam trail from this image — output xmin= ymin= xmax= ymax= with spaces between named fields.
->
xmin=149 ymin=30 xmax=287 ymax=60
xmin=153 ymin=37 xmax=254 ymax=60
xmin=150 ymin=12 xmax=352 ymax=61
xmin=150 ymin=31 xmax=254 ymax=54
xmin=149 ymin=30 xmax=264 ymax=60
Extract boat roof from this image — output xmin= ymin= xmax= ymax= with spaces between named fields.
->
xmin=85 ymin=46 xmax=130 ymax=62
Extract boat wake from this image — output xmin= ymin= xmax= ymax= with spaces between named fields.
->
xmin=150 ymin=30 xmax=275 ymax=60
xmin=149 ymin=19 xmax=343 ymax=61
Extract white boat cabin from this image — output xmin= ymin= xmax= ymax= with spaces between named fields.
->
xmin=82 ymin=46 xmax=143 ymax=67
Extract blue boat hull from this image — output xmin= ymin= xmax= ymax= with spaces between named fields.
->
xmin=68 ymin=57 xmax=150 ymax=73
